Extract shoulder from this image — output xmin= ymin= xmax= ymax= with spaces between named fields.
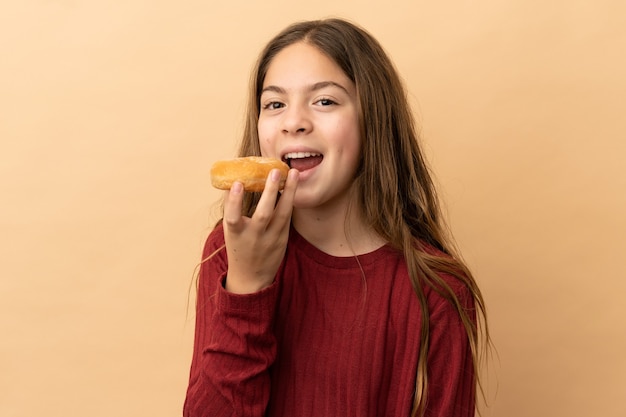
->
xmin=197 ymin=222 xmax=227 ymax=277
xmin=427 ymin=272 xmax=474 ymax=316
xmin=202 ymin=222 xmax=225 ymax=258
xmin=417 ymin=242 xmax=475 ymax=315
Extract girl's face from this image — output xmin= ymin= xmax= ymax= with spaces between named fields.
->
xmin=258 ymin=42 xmax=361 ymax=210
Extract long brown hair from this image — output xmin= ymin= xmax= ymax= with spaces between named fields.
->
xmin=236 ymin=18 xmax=490 ymax=416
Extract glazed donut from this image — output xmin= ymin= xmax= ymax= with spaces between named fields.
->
xmin=210 ymin=157 xmax=290 ymax=192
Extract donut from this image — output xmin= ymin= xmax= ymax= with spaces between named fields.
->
xmin=210 ymin=157 xmax=290 ymax=192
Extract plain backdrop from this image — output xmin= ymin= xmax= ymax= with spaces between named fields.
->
xmin=1 ymin=1 xmax=624 ymax=416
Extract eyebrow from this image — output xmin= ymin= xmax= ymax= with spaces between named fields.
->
xmin=261 ymin=81 xmax=350 ymax=95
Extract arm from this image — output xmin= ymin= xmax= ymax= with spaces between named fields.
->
xmin=425 ymin=286 xmax=477 ymax=417
xmin=183 ymin=230 xmax=279 ymax=417
xmin=184 ymin=169 xmax=299 ymax=416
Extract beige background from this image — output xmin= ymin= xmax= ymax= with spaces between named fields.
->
xmin=1 ymin=1 xmax=624 ymax=416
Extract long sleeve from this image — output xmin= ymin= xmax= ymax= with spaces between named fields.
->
xmin=183 ymin=225 xmax=279 ymax=417
xmin=184 ymin=226 xmax=479 ymax=417
xmin=424 ymin=285 xmax=476 ymax=417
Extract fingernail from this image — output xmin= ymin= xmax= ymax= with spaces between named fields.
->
xmin=289 ymin=169 xmax=299 ymax=180
xmin=231 ymin=182 xmax=243 ymax=194
xmin=271 ymin=169 xmax=280 ymax=182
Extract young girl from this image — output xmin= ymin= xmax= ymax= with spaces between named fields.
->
xmin=184 ymin=18 xmax=489 ymax=417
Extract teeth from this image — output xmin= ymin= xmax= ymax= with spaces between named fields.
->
xmin=284 ymin=152 xmax=321 ymax=159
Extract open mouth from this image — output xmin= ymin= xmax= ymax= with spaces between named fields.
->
xmin=283 ymin=151 xmax=323 ymax=171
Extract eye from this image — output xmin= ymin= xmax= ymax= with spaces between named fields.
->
xmin=315 ymin=97 xmax=337 ymax=106
xmin=262 ymin=101 xmax=285 ymax=110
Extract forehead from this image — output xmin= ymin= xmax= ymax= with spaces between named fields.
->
xmin=263 ymin=42 xmax=353 ymax=91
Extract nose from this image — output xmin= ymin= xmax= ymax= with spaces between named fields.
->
xmin=281 ymin=104 xmax=312 ymax=134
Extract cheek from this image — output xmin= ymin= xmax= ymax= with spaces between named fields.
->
xmin=338 ymin=123 xmax=361 ymax=164
xmin=258 ymin=140 xmax=269 ymax=157
xmin=257 ymin=124 xmax=273 ymax=157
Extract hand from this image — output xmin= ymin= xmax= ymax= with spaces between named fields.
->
xmin=222 ymin=168 xmax=299 ymax=294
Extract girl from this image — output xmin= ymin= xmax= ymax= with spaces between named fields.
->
xmin=184 ymin=18 xmax=489 ymax=417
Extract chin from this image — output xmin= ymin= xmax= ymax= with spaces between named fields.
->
xmin=292 ymin=200 xmax=314 ymax=210
xmin=291 ymin=192 xmax=321 ymax=210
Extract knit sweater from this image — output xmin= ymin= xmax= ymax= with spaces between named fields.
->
xmin=183 ymin=224 xmax=475 ymax=417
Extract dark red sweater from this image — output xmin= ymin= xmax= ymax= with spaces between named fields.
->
xmin=184 ymin=224 xmax=475 ymax=417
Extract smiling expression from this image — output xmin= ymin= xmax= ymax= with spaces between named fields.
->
xmin=258 ymin=41 xmax=361 ymax=210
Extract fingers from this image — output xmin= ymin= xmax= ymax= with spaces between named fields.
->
xmin=252 ymin=169 xmax=294 ymax=226
xmin=252 ymin=169 xmax=280 ymax=224
xmin=272 ymin=169 xmax=299 ymax=224
xmin=224 ymin=168 xmax=299 ymax=232
xmin=223 ymin=181 xmax=244 ymax=230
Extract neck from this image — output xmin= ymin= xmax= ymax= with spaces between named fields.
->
xmin=292 ymin=197 xmax=386 ymax=257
